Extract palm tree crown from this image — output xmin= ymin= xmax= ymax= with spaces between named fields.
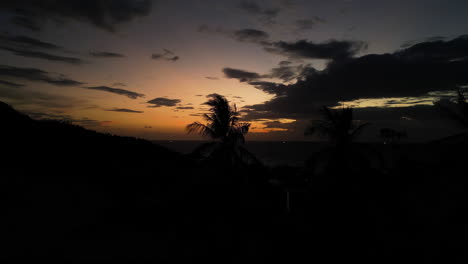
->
xmin=186 ymin=94 xmax=257 ymax=167
xmin=305 ymin=106 xmax=368 ymax=146
xmin=187 ymin=94 xmax=250 ymax=143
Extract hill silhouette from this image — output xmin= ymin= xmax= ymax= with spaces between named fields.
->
xmin=3 ymin=101 xmax=468 ymax=263
xmin=1 ymin=101 xmax=277 ymax=263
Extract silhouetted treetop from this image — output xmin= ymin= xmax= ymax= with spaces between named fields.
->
xmin=187 ymin=94 xmax=250 ymax=144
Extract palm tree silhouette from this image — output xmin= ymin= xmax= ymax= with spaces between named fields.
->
xmin=187 ymin=94 xmax=260 ymax=168
xmin=304 ymin=106 xmax=377 ymax=179
xmin=305 ymin=106 xmax=369 ymax=146
xmin=435 ymin=88 xmax=468 ymax=128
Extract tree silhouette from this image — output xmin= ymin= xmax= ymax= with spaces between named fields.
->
xmin=187 ymin=94 xmax=259 ymax=168
xmin=305 ymin=106 xmax=369 ymax=147
xmin=304 ymin=106 xmax=378 ymax=180
xmin=435 ymin=88 xmax=468 ymax=128
xmin=380 ymin=128 xmax=407 ymax=144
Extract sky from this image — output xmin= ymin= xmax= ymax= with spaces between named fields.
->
xmin=0 ymin=0 xmax=468 ymax=141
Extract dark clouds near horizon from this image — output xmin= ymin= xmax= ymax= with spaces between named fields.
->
xmin=264 ymin=39 xmax=367 ymax=60
xmin=239 ymin=35 xmax=468 ymax=125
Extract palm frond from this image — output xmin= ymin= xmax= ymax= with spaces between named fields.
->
xmin=186 ymin=122 xmax=216 ymax=138
xmin=191 ymin=141 xmax=219 ymax=157
xmin=305 ymin=106 xmax=368 ymax=145
xmin=187 ymin=93 xmax=258 ymax=167
xmin=237 ymin=145 xmax=263 ymax=166
xmin=351 ymin=122 xmax=371 ymax=139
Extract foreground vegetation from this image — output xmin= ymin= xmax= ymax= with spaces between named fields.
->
xmin=2 ymin=96 xmax=468 ymax=263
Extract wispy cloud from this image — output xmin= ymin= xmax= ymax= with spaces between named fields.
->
xmin=151 ymin=49 xmax=180 ymax=62
xmin=82 ymin=86 xmax=145 ymax=99
xmin=105 ymin=108 xmax=143 ymax=113
xmin=90 ymin=51 xmax=126 ymax=58
xmin=1 ymin=47 xmax=84 ymax=65
xmin=147 ymin=97 xmax=181 ymax=107
xmin=0 ymin=65 xmax=84 ymax=86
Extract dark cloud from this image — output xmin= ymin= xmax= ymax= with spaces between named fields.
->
xmin=238 ymin=1 xmax=280 ymax=25
xmin=264 ymin=39 xmax=367 ymax=60
xmin=0 ymin=65 xmax=84 ymax=86
xmin=198 ymin=25 xmax=270 ymax=45
xmin=0 ymin=33 xmax=82 ymax=64
xmin=176 ymin=106 xmax=194 ymax=110
xmin=1 ymin=46 xmax=84 ymax=64
xmin=396 ymin=35 xmax=468 ymax=62
xmin=222 ymin=67 xmax=263 ymax=82
xmin=352 ymin=105 xmax=446 ymax=121
xmin=151 ymin=54 xmax=163 ymax=59
xmin=0 ymin=80 xmax=24 ymax=88
xmin=195 ymin=94 xmax=204 ymax=97
xmin=247 ymin=81 xmax=287 ymax=95
xmin=9 ymin=16 xmax=41 ymax=31
xmin=400 ymin=36 xmax=448 ymax=49
xmin=241 ymin=35 xmax=468 ymax=123
xmin=83 ymin=86 xmax=144 ymax=99
xmin=152 ymin=49 xmax=180 ymax=62
xmin=90 ymin=51 xmax=125 ymax=58
xmin=0 ymin=86 xmax=88 ymax=109
xmin=147 ymin=97 xmax=181 ymax=107
xmin=269 ymin=63 xmax=316 ymax=82
xmin=0 ymin=34 xmax=62 ymax=50
xmin=233 ymin=28 xmax=269 ymax=42
xmin=205 ymin=76 xmax=219 ymax=80
xmin=222 ymin=63 xmax=315 ymax=95
xmin=105 ymin=108 xmax=143 ymax=113
xmin=0 ymin=0 xmax=153 ymax=32
xmin=295 ymin=17 xmax=326 ymax=30
xmin=163 ymin=49 xmax=174 ymax=55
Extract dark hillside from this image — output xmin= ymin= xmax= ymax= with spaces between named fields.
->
xmin=3 ymin=101 xmax=468 ymax=263
xmin=1 ymin=102 xmax=278 ymax=263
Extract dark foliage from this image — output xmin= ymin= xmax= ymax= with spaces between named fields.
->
xmin=187 ymin=94 xmax=260 ymax=168
xmin=2 ymin=101 xmax=468 ymax=263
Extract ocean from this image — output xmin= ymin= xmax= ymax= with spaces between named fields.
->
xmin=153 ymin=140 xmax=328 ymax=167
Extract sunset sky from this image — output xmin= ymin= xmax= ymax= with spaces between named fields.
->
xmin=1 ymin=0 xmax=468 ymax=141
